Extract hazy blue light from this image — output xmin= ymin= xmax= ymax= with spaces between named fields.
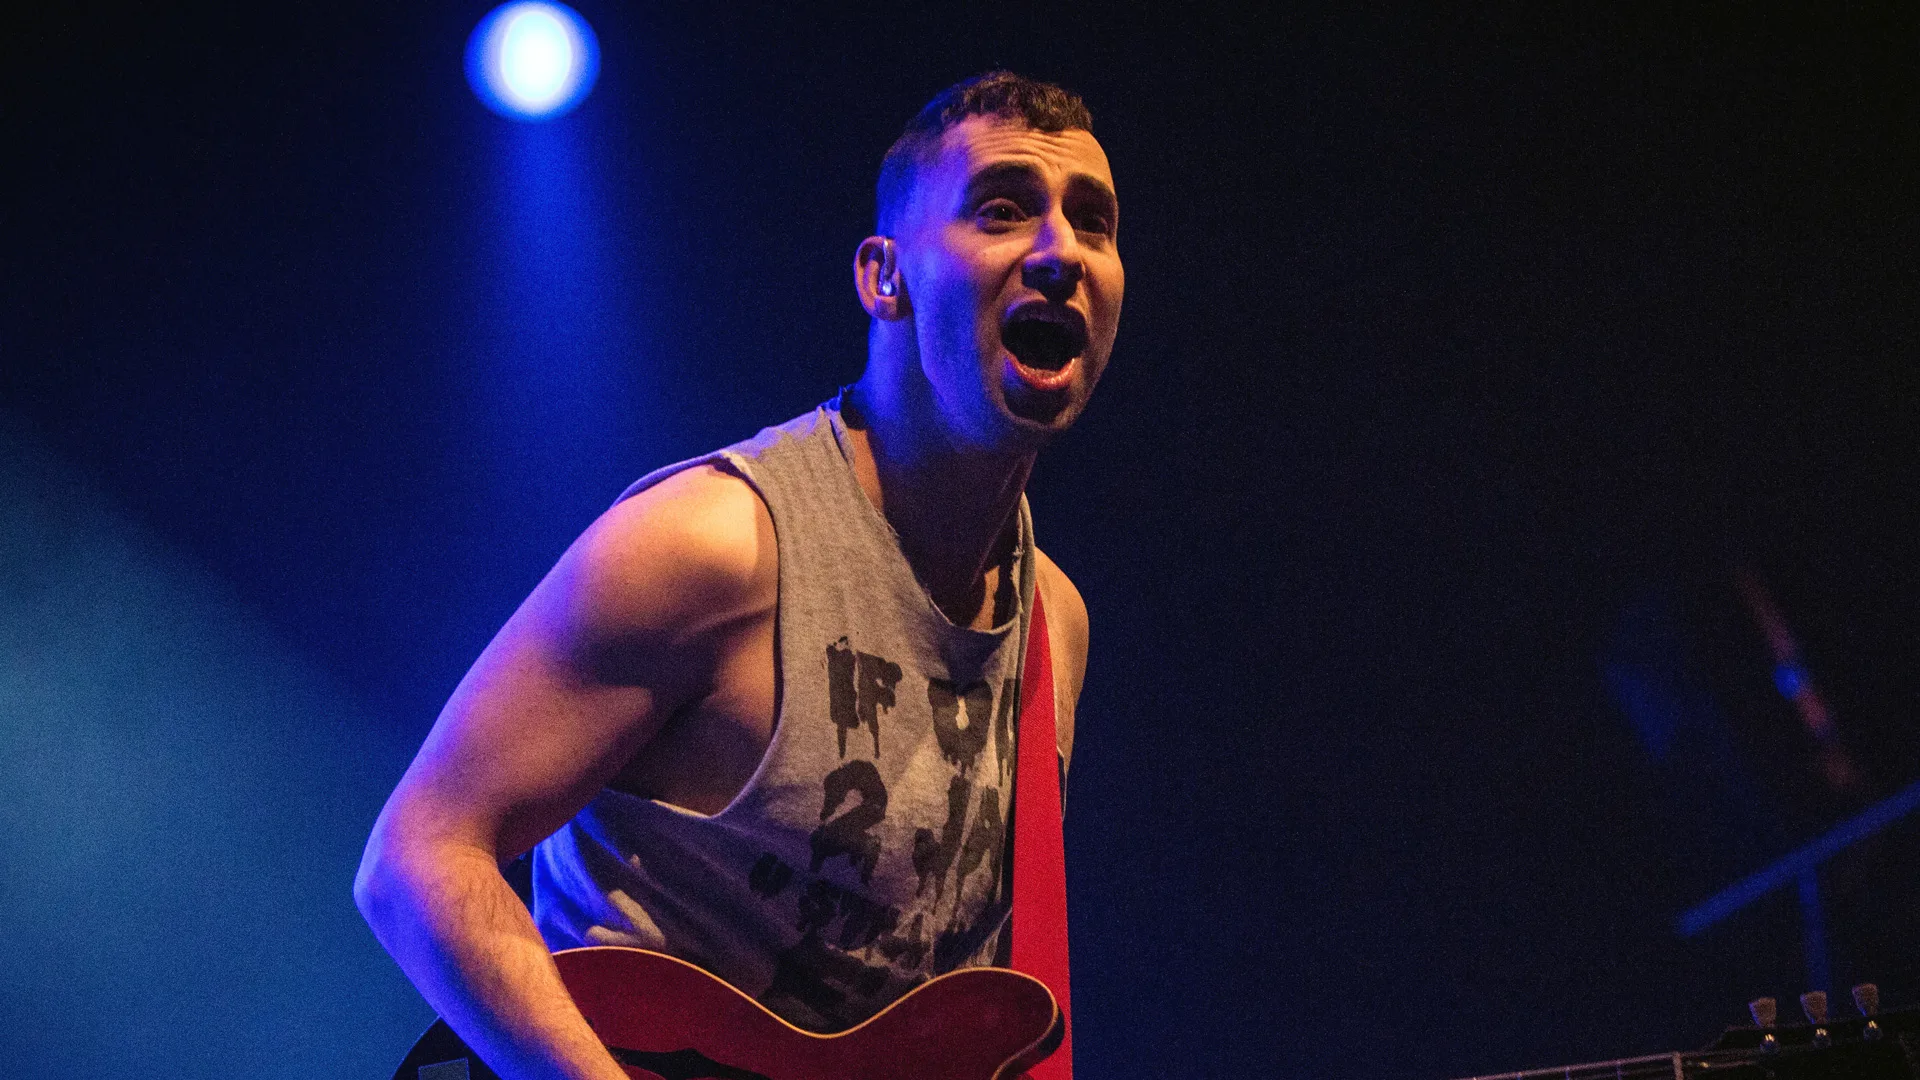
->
xmin=1677 ymin=773 xmax=1920 ymax=937
xmin=0 ymin=411 xmax=430 ymax=1079
xmin=466 ymin=2 xmax=600 ymax=121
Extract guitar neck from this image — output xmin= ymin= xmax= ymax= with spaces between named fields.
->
xmin=1454 ymin=1051 xmax=1691 ymax=1080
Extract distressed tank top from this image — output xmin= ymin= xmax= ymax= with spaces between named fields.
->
xmin=532 ymin=397 xmax=1039 ymax=1034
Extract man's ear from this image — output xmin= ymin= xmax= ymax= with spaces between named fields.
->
xmin=854 ymin=236 xmax=910 ymax=320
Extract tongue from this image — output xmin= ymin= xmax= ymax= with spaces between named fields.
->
xmin=1004 ymin=350 xmax=1077 ymax=397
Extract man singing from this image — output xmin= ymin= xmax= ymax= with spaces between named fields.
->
xmin=356 ymin=70 xmax=1121 ymax=1080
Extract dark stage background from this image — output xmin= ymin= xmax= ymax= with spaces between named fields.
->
xmin=4 ymin=2 xmax=1917 ymax=1077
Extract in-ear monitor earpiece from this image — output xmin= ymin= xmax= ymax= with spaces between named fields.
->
xmin=876 ymin=238 xmax=898 ymax=297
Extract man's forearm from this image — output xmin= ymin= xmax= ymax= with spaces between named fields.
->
xmin=355 ymin=840 xmax=629 ymax=1080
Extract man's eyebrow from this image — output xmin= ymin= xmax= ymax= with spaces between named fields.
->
xmin=960 ymin=161 xmax=1118 ymax=211
xmin=961 ymin=161 xmax=1047 ymax=202
xmin=1065 ymin=174 xmax=1119 ymax=214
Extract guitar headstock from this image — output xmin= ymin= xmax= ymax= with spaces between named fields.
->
xmin=1451 ymin=983 xmax=1920 ymax=1080
xmin=1704 ymin=982 xmax=1920 ymax=1077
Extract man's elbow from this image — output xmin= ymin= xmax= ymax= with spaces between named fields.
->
xmin=353 ymin=830 xmax=403 ymax=930
xmin=354 ymin=810 xmax=439 ymax=935
xmin=353 ymin=810 xmax=504 ymax=934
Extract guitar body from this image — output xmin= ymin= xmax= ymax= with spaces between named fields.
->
xmin=391 ymin=946 xmax=1063 ymax=1080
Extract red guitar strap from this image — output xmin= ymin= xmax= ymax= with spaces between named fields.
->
xmin=1011 ymin=587 xmax=1072 ymax=1079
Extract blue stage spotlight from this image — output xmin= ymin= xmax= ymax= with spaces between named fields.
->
xmin=466 ymin=2 xmax=600 ymax=121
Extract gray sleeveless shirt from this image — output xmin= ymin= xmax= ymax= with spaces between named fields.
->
xmin=532 ymin=399 xmax=1040 ymax=1033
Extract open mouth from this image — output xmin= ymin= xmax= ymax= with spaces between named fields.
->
xmin=1001 ymin=303 xmax=1089 ymax=375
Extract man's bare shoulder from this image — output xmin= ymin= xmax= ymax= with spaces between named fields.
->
xmin=555 ymin=464 xmax=776 ymax=658
xmin=1034 ymin=548 xmax=1088 ymax=657
xmin=1034 ymin=547 xmax=1089 ymax=714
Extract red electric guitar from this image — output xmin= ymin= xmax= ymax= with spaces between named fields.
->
xmin=389 ymin=946 xmax=1062 ymax=1080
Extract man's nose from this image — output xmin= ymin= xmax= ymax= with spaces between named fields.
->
xmin=1021 ymin=212 xmax=1085 ymax=303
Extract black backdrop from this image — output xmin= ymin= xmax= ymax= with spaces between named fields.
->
xmin=5 ymin=2 xmax=1918 ymax=1077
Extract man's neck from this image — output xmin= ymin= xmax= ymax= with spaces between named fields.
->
xmin=842 ymin=375 xmax=1035 ymax=630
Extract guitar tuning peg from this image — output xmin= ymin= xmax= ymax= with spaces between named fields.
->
xmin=1853 ymin=984 xmax=1881 ymax=1017
xmin=1855 ymin=984 xmax=1884 ymax=1042
xmin=1750 ymin=997 xmax=1781 ymax=1053
xmin=1801 ymin=990 xmax=1830 ymax=1025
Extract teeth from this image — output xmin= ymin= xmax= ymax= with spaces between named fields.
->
xmin=1008 ymin=306 xmax=1078 ymax=329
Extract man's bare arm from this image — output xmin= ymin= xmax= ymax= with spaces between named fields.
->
xmin=354 ymin=466 xmax=774 ymax=1080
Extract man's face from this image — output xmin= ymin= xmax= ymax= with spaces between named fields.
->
xmin=895 ymin=115 xmax=1123 ymax=447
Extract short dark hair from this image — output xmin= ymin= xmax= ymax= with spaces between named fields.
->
xmin=875 ymin=71 xmax=1094 ymax=233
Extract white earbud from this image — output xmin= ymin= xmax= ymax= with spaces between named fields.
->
xmin=876 ymin=238 xmax=898 ymax=297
